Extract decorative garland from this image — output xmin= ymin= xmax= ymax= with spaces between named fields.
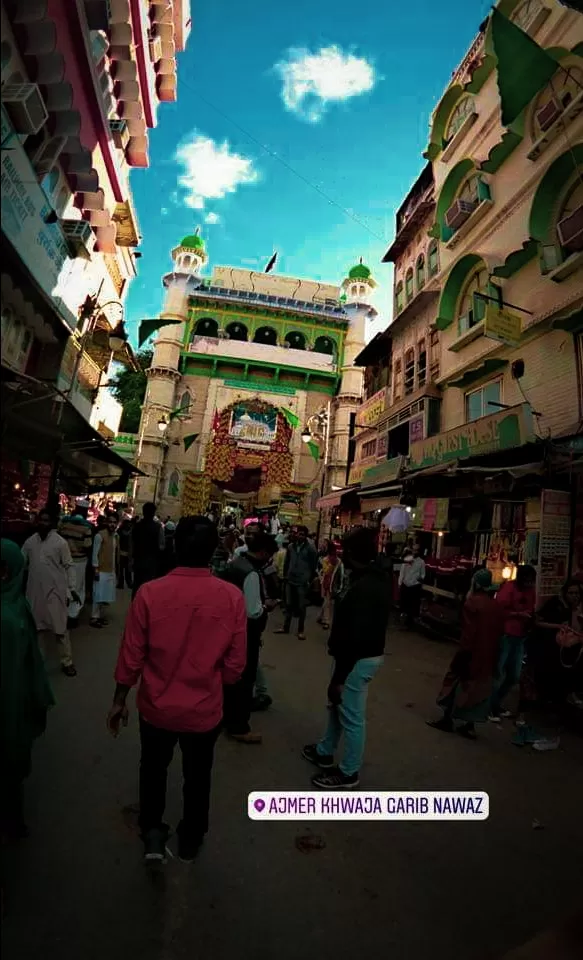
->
xmin=182 ymin=471 xmax=211 ymax=515
xmin=205 ymin=398 xmax=294 ymax=488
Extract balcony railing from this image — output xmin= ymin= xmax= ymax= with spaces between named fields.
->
xmin=186 ymin=335 xmax=337 ymax=372
xmin=190 ymin=284 xmax=348 ymax=322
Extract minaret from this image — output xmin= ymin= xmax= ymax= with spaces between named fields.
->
xmin=326 ymin=260 xmax=378 ymax=492
xmin=134 ymin=230 xmax=208 ymax=505
xmin=339 ymin=259 xmax=377 ymax=397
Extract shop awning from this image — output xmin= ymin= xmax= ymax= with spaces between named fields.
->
xmin=405 ymin=461 xmax=459 ymax=478
xmin=1 ymin=367 xmax=143 ymax=493
xmin=359 ymin=482 xmax=402 ymax=498
xmin=360 ymin=495 xmax=400 ymax=513
xmin=316 ymin=486 xmax=359 ymax=510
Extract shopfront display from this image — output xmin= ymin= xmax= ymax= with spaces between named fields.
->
xmin=537 ymin=489 xmax=572 ymax=600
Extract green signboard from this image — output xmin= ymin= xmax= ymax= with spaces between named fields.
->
xmin=408 ymin=403 xmax=535 ymax=471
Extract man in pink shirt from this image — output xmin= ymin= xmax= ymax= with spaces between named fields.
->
xmin=490 ymin=564 xmax=537 ymax=721
xmin=107 ymin=516 xmax=247 ymax=864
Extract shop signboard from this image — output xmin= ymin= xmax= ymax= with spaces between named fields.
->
xmin=1 ymin=107 xmax=77 ymax=330
xmin=409 ymin=414 xmax=425 ymax=444
xmin=361 ymin=456 xmax=404 ymax=489
xmin=348 ymin=458 xmax=375 ymax=485
xmin=356 ymin=389 xmax=386 ymax=428
xmin=376 ymin=433 xmax=388 ymax=459
xmin=484 ymin=304 xmax=522 ymax=347
xmin=537 ymin=489 xmax=572 ymax=600
xmin=408 ymin=403 xmax=535 ymax=471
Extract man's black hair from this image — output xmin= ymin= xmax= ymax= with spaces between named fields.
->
xmin=516 ymin=563 xmax=537 ymax=586
xmin=175 ymin=515 xmax=219 ymax=567
xmin=297 ymin=524 xmax=309 ymax=535
xmin=142 ymin=502 xmax=157 ymax=520
xmin=249 ymin=531 xmax=278 ymax=557
xmin=342 ymin=526 xmax=377 ymax=566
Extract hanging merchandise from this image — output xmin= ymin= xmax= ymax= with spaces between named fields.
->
xmin=434 ymin=499 xmax=449 ymax=530
xmin=383 ymin=505 xmax=410 ymax=533
xmin=423 ymin=499 xmax=437 ymax=531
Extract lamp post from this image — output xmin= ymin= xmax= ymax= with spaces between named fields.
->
xmin=301 ymin=404 xmax=331 ymax=543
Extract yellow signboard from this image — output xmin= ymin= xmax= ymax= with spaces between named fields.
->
xmin=348 ymin=460 xmax=375 ymax=485
xmin=356 ymin=389 xmax=386 ymax=428
xmin=484 ymin=304 xmax=522 ymax=346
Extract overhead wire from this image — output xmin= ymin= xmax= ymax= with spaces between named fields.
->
xmin=173 ymin=75 xmax=389 ymax=245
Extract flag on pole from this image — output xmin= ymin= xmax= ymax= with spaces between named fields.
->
xmin=138 ymin=317 xmax=176 ymax=348
xmin=489 ymin=8 xmax=559 ymax=128
xmin=183 ymin=434 xmax=199 ymax=452
xmin=265 ymin=252 xmax=277 ymax=273
xmin=280 ymin=407 xmax=300 ymax=429
xmin=307 ymin=440 xmax=320 ymax=462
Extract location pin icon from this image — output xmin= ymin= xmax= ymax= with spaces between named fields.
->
xmin=254 ymin=798 xmax=265 ymax=812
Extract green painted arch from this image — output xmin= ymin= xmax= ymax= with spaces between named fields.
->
xmin=436 ymin=253 xmax=485 ymax=331
xmin=529 ymin=144 xmax=583 ymax=243
xmin=424 ymin=84 xmax=465 ymax=161
xmin=433 ymin=158 xmax=476 ymax=241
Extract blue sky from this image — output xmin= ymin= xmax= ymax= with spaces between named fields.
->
xmin=126 ymin=0 xmax=492 ymax=344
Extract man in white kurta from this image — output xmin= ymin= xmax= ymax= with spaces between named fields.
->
xmin=22 ymin=510 xmax=79 ymax=677
xmin=58 ymin=499 xmax=93 ymax=621
xmin=91 ymin=516 xmax=119 ymax=626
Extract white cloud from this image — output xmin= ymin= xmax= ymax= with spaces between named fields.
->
xmin=204 ymin=211 xmax=221 ymax=225
xmin=175 ymin=134 xmax=258 ymax=210
xmin=275 ymin=45 xmax=376 ymax=122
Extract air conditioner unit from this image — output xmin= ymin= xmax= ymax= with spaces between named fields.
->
xmin=62 ymin=219 xmax=96 ymax=258
xmin=444 ymin=198 xmax=477 ymax=230
xmin=1 ymin=84 xmax=48 ymax=136
xmin=149 ymin=36 xmax=163 ymax=63
xmin=536 ymin=96 xmax=563 ymax=132
xmin=557 ymin=206 xmax=583 ymax=253
xmin=109 ymin=118 xmax=129 ymax=149
xmin=31 ymin=135 xmax=67 ymax=177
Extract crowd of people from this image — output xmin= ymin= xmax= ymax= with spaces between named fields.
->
xmin=1 ymin=501 xmax=582 ymax=863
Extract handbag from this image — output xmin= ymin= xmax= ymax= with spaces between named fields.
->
xmin=556 ymin=624 xmax=583 ymax=668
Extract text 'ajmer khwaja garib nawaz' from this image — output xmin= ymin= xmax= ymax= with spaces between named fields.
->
xmin=132 ymin=228 xmax=379 ymax=532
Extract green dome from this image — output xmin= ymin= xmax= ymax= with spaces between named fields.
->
xmin=348 ymin=263 xmax=371 ymax=280
xmin=180 ymin=233 xmax=205 ymax=251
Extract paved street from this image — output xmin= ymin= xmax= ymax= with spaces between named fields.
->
xmin=2 ymin=594 xmax=583 ymax=960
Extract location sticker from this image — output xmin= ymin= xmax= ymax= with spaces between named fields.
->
xmin=248 ymin=791 xmax=489 ymax=821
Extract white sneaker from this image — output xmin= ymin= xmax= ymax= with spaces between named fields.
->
xmin=488 ymin=714 xmax=501 ymax=723
xmin=499 ymin=709 xmax=514 ymax=719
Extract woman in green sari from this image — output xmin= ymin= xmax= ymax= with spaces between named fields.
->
xmin=1 ymin=538 xmax=55 ymax=841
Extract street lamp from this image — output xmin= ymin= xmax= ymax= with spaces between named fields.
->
xmin=301 ymin=428 xmax=311 ymax=443
xmin=157 ymin=417 xmax=169 ymax=434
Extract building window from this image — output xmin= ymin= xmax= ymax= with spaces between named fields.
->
xmin=314 ymin=335 xmax=335 ymax=355
xmin=167 ymin=470 xmax=180 ymax=497
xmin=226 ymin=322 xmax=248 ymax=341
xmin=429 ymin=329 xmax=440 ymax=381
xmin=254 ymin=326 xmax=278 ymax=345
xmin=418 ymin=340 xmax=427 ymax=387
xmin=456 ymin=267 xmax=489 ymax=335
xmin=445 ymin=96 xmax=474 ymax=140
xmin=393 ymin=358 xmax=402 ymax=403
xmin=179 ymin=390 xmax=192 ymax=414
xmin=465 ymin=380 xmax=502 ymax=423
xmin=416 ymin=254 xmax=425 ymax=290
xmin=405 ymin=269 xmax=414 ymax=303
xmin=362 ymin=439 xmax=377 ymax=459
xmin=512 ymin=0 xmax=544 ymax=31
xmin=404 ymin=349 xmax=415 ymax=395
xmin=193 ymin=317 xmax=218 ymax=338
xmin=285 ymin=331 xmax=306 ymax=350
xmin=428 ymin=241 xmax=439 ymax=277
xmin=532 ymin=66 xmax=583 ymax=142
xmin=541 ymin=178 xmax=583 ymax=273
xmin=395 ymin=281 xmax=404 ymax=313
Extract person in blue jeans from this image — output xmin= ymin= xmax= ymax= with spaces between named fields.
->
xmin=302 ymin=527 xmax=391 ymax=788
